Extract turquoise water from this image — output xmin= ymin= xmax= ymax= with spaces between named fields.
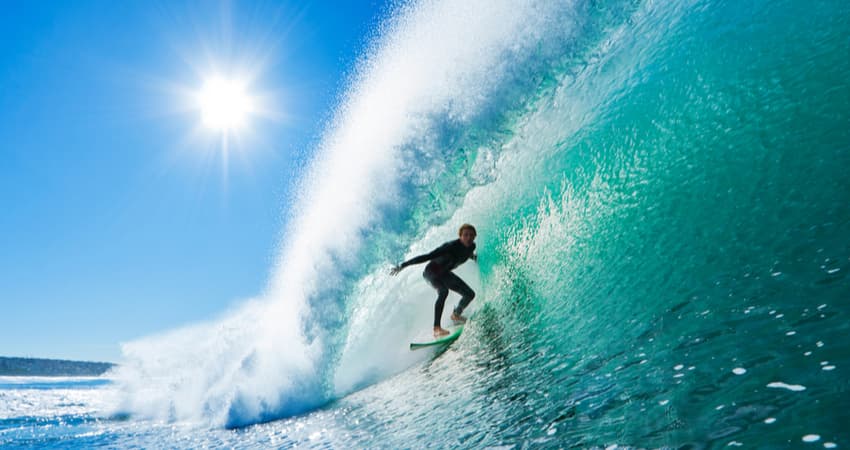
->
xmin=5 ymin=0 xmax=849 ymax=447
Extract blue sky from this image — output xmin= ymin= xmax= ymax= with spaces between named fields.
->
xmin=0 ymin=0 xmax=388 ymax=362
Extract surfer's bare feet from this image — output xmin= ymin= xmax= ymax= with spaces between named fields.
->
xmin=451 ymin=312 xmax=467 ymax=324
xmin=433 ymin=326 xmax=450 ymax=337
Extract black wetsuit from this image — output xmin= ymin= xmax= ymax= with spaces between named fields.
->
xmin=400 ymin=239 xmax=476 ymax=327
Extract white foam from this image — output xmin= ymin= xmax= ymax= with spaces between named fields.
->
xmin=767 ymin=382 xmax=806 ymax=391
xmin=116 ymin=0 xmax=575 ymax=425
xmin=113 ymin=0 xmax=689 ymax=427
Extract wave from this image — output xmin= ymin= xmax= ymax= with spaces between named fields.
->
xmin=111 ymin=0 xmax=604 ymax=428
xmin=112 ymin=0 xmax=850 ymax=438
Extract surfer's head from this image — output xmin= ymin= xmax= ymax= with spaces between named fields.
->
xmin=458 ymin=224 xmax=477 ymax=246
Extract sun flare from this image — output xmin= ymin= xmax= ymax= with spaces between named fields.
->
xmin=196 ymin=77 xmax=254 ymax=132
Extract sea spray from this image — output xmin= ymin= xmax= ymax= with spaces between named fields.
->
xmin=113 ymin=0 xmax=592 ymax=427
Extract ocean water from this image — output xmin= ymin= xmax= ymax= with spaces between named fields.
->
xmin=5 ymin=0 xmax=849 ymax=447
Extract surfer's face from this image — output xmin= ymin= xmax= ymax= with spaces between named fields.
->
xmin=459 ymin=229 xmax=476 ymax=247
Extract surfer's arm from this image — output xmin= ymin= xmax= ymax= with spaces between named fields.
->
xmin=390 ymin=253 xmax=431 ymax=275
xmin=401 ymin=252 xmax=435 ymax=267
xmin=390 ymin=253 xmax=433 ymax=275
xmin=390 ymin=243 xmax=452 ymax=275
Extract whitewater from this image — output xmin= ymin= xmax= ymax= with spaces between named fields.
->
xmin=3 ymin=0 xmax=848 ymax=447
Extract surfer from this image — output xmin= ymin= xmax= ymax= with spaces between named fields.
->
xmin=390 ymin=224 xmax=478 ymax=337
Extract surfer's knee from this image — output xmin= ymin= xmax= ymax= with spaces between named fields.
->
xmin=436 ymin=287 xmax=449 ymax=300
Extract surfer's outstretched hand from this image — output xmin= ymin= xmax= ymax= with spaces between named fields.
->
xmin=390 ymin=265 xmax=403 ymax=276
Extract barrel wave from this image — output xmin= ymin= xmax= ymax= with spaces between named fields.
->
xmin=113 ymin=0 xmax=849 ymax=446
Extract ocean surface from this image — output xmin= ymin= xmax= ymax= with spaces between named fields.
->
xmin=5 ymin=0 xmax=849 ymax=447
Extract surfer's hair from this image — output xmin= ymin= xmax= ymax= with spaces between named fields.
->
xmin=458 ymin=224 xmax=477 ymax=237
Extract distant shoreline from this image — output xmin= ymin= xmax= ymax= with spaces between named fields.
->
xmin=0 ymin=356 xmax=115 ymax=377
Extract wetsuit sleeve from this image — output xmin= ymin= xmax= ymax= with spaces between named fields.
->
xmin=400 ymin=242 xmax=453 ymax=268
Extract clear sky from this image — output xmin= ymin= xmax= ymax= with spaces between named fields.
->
xmin=0 ymin=0 xmax=388 ymax=363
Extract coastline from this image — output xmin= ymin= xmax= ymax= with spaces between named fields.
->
xmin=0 ymin=356 xmax=115 ymax=377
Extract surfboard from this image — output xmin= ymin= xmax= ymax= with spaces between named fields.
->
xmin=409 ymin=325 xmax=464 ymax=350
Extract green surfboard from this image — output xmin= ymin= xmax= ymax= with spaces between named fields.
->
xmin=409 ymin=325 xmax=464 ymax=350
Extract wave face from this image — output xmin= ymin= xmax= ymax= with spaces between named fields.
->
xmin=113 ymin=0 xmax=850 ymax=442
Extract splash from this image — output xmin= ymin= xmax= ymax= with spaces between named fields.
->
xmin=112 ymin=0 xmax=585 ymax=427
xmin=113 ymin=0 xmax=850 ymax=441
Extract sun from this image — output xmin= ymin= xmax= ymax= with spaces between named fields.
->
xmin=196 ymin=76 xmax=254 ymax=132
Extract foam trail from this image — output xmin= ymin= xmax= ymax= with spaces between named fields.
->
xmin=113 ymin=0 xmax=580 ymax=427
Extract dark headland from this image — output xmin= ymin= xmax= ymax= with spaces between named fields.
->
xmin=0 ymin=356 xmax=115 ymax=377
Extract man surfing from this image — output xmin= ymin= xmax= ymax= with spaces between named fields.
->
xmin=390 ymin=224 xmax=478 ymax=337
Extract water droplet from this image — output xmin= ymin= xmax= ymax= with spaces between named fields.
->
xmin=764 ymin=417 xmax=776 ymax=424
xmin=802 ymin=435 xmax=820 ymax=443
xmin=767 ymin=382 xmax=806 ymax=391
xmin=733 ymin=368 xmax=747 ymax=375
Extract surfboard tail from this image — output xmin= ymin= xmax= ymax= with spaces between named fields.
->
xmin=409 ymin=326 xmax=464 ymax=350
